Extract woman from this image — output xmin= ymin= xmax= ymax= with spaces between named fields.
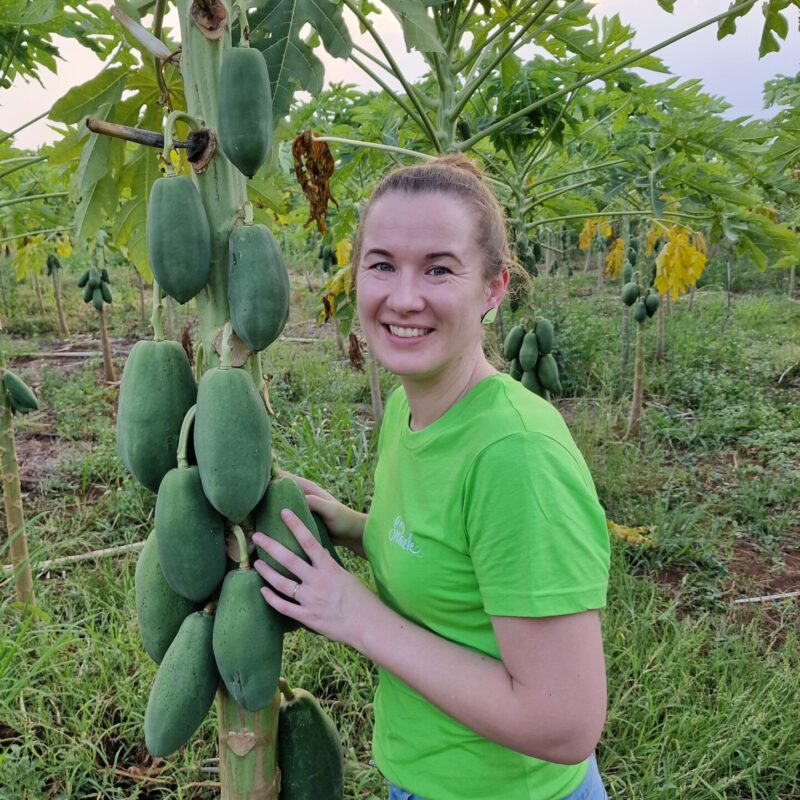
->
xmin=253 ymin=155 xmax=610 ymax=800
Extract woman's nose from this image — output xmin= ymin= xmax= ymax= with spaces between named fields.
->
xmin=385 ymin=272 xmax=425 ymax=313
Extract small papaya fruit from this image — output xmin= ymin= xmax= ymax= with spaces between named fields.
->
xmin=535 ymin=318 xmax=555 ymax=355
xmin=218 ymin=47 xmax=273 ymax=179
xmin=82 ymin=283 xmax=94 ymax=303
xmin=228 ymin=223 xmax=290 ymax=353
xmin=194 ymin=367 xmax=271 ymax=522
xmin=633 ymin=301 xmax=647 ymax=324
xmin=312 ymin=512 xmax=345 ymax=568
xmin=135 ymin=531 xmax=200 ymax=664
xmin=144 ymin=610 xmax=219 ymax=757
xmin=621 ymin=282 xmax=639 ymax=306
xmin=645 ymin=292 xmax=660 ymax=317
xmin=536 ymin=354 xmax=562 ymax=395
xmin=116 ymin=340 xmax=197 ymax=493
xmin=77 ymin=269 xmax=90 ymax=288
xmin=509 ymin=357 xmax=523 ymax=381
xmin=2 ymin=370 xmax=38 ymax=414
xmin=100 ymin=281 xmax=112 ymax=304
xmin=277 ymin=680 xmax=344 ymax=800
xmin=521 ymin=369 xmax=543 ymax=396
xmin=92 ymin=286 xmax=104 ymax=311
xmin=502 ymin=325 xmax=525 ymax=361
xmin=518 ymin=331 xmax=540 ymax=372
xmin=154 ymin=466 xmax=227 ymax=602
xmin=146 ymin=175 xmax=211 ymax=304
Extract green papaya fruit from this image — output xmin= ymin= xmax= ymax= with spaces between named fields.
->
xmin=213 ymin=567 xmax=284 ymax=712
xmin=101 ymin=268 xmax=110 ymax=283
xmin=77 ymin=269 xmax=91 ymax=288
xmin=116 ymin=340 xmax=197 ymax=493
xmin=535 ymin=318 xmax=555 ymax=355
xmin=633 ymin=301 xmax=647 ymax=324
xmin=92 ymin=287 xmax=104 ymax=311
xmin=521 ymin=369 xmax=543 ymax=396
xmin=532 ymin=241 xmax=543 ymax=262
xmin=82 ymin=283 xmax=94 ymax=303
xmin=146 ymin=175 xmax=211 ymax=304
xmin=194 ymin=367 xmax=270 ymax=522
xmin=277 ymin=683 xmax=344 ymax=800
xmin=254 ymin=476 xmax=321 ymax=580
xmin=518 ymin=331 xmax=540 ymax=372
xmin=509 ymin=357 xmax=523 ymax=381
xmin=645 ymin=292 xmax=660 ymax=317
xmin=536 ymin=354 xmax=562 ymax=395
xmin=622 ymin=262 xmax=633 ymax=283
xmin=621 ymin=282 xmax=639 ymax=307
xmin=135 ymin=531 xmax=200 ymax=664
xmin=228 ymin=223 xmax=290 ymax=353
xmin=312 ymin=512 xmax=345 ymax=568
xmin=2 ymin=370 xmax=38 ymax=414
xmin=88 ymin=267 xmax=102 ymax=290
xmin=155 ymin=466 xmax=227 ymax=602
xmin=100 ymin=281 xmax=113 ymax=304
xmin=144 ymin=611 xmax=219 ymax=757
xmin=502 ymin=325 xmax=525 ymax=361
xmin=218 ymin=47 xmax=273 ymax=179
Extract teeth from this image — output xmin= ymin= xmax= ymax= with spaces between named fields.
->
xmin=388 ymin=325 xmax=430 ymax=338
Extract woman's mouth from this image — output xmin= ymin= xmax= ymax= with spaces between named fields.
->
xmin=383 ymin=324 xmax=433 ymax=340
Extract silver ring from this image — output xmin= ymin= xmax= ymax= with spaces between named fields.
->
xmin=291 ymin=582 xmax=301 ymax=601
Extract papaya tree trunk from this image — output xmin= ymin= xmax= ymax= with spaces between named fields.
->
xmin=688 ymin=285 xmax=695 ymax=311
xmin=163 ymin=295 xmax=175 ymax=341
xmin=51 ymin=270 xmax=70 ymax=339
xmin=334 ymin=321 xmax=346 ymax=359
xmin=789 ymin=265 xmax=796 ymax=297
xmin=596 ymin=241 xmax=604 ymax=289
xmin=0 ymin=350 xmax=35 ymax=606
xmin=583 ymin=246 xmax=591 ymax=273
xmin=32 ymin=269 xmax=46 ymax=315
xmin=621 ymin=306 xmax=631 ymax=372
xmin=176 ymin=1 xmax=277 ymax=794
xmin=367 ymin=347 xmax=383 ymax=428
xmin=138 ymin=273 xmax=146 ymax=324
xmin=655 ymin=294 xmax=665 ymax=362
xmin=98 ymin=305 xmax=116 ymax=382
xmin=625 ymin=323 xmax=644 ymax=440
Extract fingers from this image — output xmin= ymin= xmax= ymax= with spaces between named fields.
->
xmin=253 ymin=557 xmax=301 ymax=600
xmin=253 ymin=533 xmax=313 ymax=582
xmin=259 ymin=581 xmax=304 ymax=621
xmin=279 ymin=470 xmax=337 ymax=504
xmin=253 ymin=509 xmax=325 ymax=571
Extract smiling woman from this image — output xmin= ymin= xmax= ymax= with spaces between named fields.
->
xmin=254 ymin=155 xmax=610 ymax=800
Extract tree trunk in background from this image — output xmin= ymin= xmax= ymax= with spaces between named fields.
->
xmin=163 ymin=295 xmax=175 ymax=341
xmin=596 ymin=242 xmax=605 ymax=289
xmin=655 ymin=294 xmax=665 ymax=362
xmin=52 ymin=270 xmax=70 ymax=339
xmin=621 ymin=306 xmax=631 ymax=372
xmin=32 ymin=270 xmax=46 ymax=315
xmin=789 ymin=265 xmax=796 ymax=297
xmin=98 ymin=305 xmax=116 ymax=382
xmin=625 ymin=323 xmax=644 ymax=439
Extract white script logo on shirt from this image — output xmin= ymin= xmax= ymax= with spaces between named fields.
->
xmin=388 ymin=515 xmax=423 ymax=557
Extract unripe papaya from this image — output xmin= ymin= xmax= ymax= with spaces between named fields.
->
xmin=144 ymin=611 xmax=219 ymax=757
xmin=502 ymin=325 xmax=525 ymax=361
xmin=254 ymin=476 xmax=321 ymax=580
xmin=77 ymin=269 xmax=90 ymax=288
xmin=213 ymin=567 xmax=284 ymax=712
xmin=194 ymin=367 xmax=271 ymax=522
xmin=92 ymin=287 xmax=103 ymax=311
xmin=228 ymin=223 xmax=290 ymax=353
xmin=532 ymin=240 xmax=543 ymax=262
xmin=154 ymin=466 xmax=227 ymax=602
xmin=645 ymin=292 xmax=660 ymax=317
xmin=88 ymin=267 xmax=102 ymax=290
xmin=622 ymin=262 xmax=633 ymax=283
xmin=135 ymin=531 xmax=200 ymax=664
xmin=621 ymin=282 xmax=639 ymax=306
xmin=100 ymin=282 xmax=112 ymax=304
xmin=518 ymin=332 xmax=539 ymax=372
xmin=2 ymin=370 xmax=38 ymax=414
xmin=521 ymin=369 xmax=543 ymax=396
xmin=82 ymin=283 xmax=93 ymax=303
xmin=101 ymin=268 xmax=110 ymax=283
xmin=277 ymin=683 xmax=344 ymax=800
xmin=218 ymin=47 xmax=273 ymax=179
xmin=633 ymin=301 xmax=647 ymax=324
xmin=509 ymin=357 xmax=523 ymax=381
xmin=535 ymin=318 xmax=555 ymax=355
xmin=312 ymin=512 xmax=345 ymax=568
xmin=536 ymin=354 xmax=562 ymax=395
xmin=116 ymin=340 xmax=197 ymax=493
xmin=146 ymin=175 xmax=211 ymax=304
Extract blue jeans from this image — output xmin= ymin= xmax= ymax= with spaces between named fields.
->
xmin=387 ymin=754 xmax=607 ymax=800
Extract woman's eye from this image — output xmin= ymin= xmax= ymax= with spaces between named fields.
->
xmin=428 ymin=266 xmax=451 ymax=277
xmin=369 ymin=262 xmax=393 ymax=272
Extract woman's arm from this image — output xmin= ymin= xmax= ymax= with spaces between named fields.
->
xmin=253 ymin=511 xmax=606 ymax=765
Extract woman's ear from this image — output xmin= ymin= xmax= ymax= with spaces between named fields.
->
xmin=487 ymin=266 xmax=510 ymax=307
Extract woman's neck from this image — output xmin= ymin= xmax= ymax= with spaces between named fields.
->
xmin=402 ymin=351 xmax=496 ymax=431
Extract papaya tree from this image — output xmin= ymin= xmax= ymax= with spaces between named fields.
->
xmin=77 ymin=236 xmax=115 ymax=382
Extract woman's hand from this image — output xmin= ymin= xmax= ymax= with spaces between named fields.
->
xmin=278 ymin=470 xmax=368 ymax=557
xmin=253 ymin=509 xmax=378 ymax=645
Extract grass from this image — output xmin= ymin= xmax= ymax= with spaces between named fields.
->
xmin=1 ymin=259 xmax=798 ymax=798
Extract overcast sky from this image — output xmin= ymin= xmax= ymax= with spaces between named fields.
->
xmin=2 ymin=0 xmax=798 ymax=151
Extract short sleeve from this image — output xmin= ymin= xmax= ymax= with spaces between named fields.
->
xmin=463 ymin=432 xmax=610 ymax=617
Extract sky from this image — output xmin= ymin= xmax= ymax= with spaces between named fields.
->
xmin=2 ymin=0 xmax=799 ymax=151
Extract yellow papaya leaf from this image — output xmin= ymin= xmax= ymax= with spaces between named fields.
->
xmin=578 ymin=219 xmax=594 ymax=251
xmin=55 ymin=234 xmax=72 ymax=259
xmin=336 ymin=239 xmax=351 ymax=266
xmin=598 ymin=220 xmax=612 ymax=239
xmin=645 ymin=224 xmax=660 ymax=256
xmin=607 ymin=519 xmax=654 ymax=547
xmin=319 ymin=263 xmax=352 ymax=324
xmin=605 ymin=237 xmax=624 ymax=278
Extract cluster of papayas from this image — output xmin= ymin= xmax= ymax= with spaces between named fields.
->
xmin=515 ymin=233 xmax=540 ymax=277
xmin=46 ymin=254 xmax=61 ymax=276
xmin=503 ymin=318 xmax=562 ymax=396
xmin=621 ymin=282 xmax=660 ymax=324
xmin=318 ymin=243 xmax=338 ymax=273
xmin=77 ymin=266 xmax=112 ymax=310
xmin=2 ymin=370 xmax=38 ymax=415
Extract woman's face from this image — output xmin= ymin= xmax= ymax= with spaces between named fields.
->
xmin=356 ymin=191 xmax=507 ymax=385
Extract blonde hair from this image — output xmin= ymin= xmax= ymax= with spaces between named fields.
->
xmin=351 ymin=154 xmax=516 ymax=285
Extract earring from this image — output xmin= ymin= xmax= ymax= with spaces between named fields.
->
xmin=481 ymin=306 xmax=498 ymax=326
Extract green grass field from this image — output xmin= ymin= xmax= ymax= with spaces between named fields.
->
xmin=1 ymin=260 xmax=798 ymax=799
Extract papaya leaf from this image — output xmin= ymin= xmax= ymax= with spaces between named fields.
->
xmin=73 ymin=103 xmax=114 ymax=204
xmin=74 ymin=175 xmax=116 ymax=243
xmin=49 ymin=65 xmax=128 ymax=125
xmin=655 ymin=0 xmax=675 ymax=10
xmin=3 ymin=0 xmax=59 ymax=26
xmin=247 ymin=0 xmax=353 ymax=121
xmin=381 ymin=0 xmax=445 ymax=54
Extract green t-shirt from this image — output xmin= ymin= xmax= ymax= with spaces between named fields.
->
xmin=363 ymin=373 xmax=610 ymax=800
